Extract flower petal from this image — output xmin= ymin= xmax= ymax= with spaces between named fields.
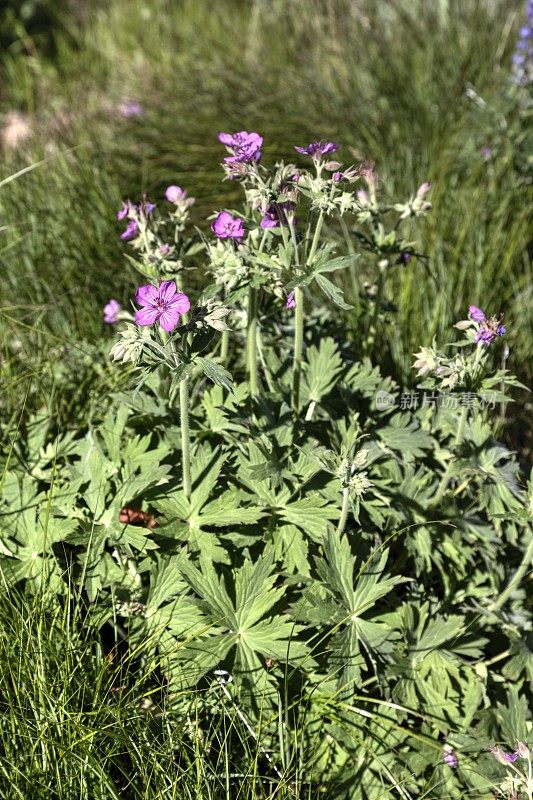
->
xmin=135 ymin=307 xmax=160 ymax=326
xmin=159 ymin=309 xmax=182 ymax=332
xmin=158 ymin=280 xmax=178 ymax=303
xmin=171 ymin=292 xmax=191 ymax=314
xmin=135 ymin=284 xmax=159 ymax=306
xmin=218 ymin=132 xmax=236 ymax=145
xmin=468 ymin=305 xmax=486 ymax=322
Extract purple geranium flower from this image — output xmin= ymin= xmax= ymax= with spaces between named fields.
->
xmin=443 ymin=746 xmax=458 ymax=769
xmin=165 ymin=185 xmax=187 ymax=203
xmin=211 ymin=211 xmax=245 ymax=239
xmin=295 ymin=140 xmax=339 ymax=157
xmin=285 ymin=291 xmax=296 ymax=309
xmin=260 ymin=202 xmax=294 ymax=229
xmin=218 ymin=131 xmax=263 ymax=163
xmin=103 ymin=299 xmax=121 ymax=324
xmin=469 ymin=305 xmax=506 ymax=344
xmin=489 ymin=746 xmax=520 ymax=765
xmin=468 ymin=305 xmax=486 ymax=322
xmin=134 ymin=281 xmax=190 ymax=332
xmin=117 ymin=201 xmax=131 ymax=220
xmin=121 ymin=219 xmax=139 ymax=241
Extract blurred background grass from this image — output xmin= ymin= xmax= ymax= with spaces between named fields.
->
xmin=1 ymin=0 xmax=531 ymax=454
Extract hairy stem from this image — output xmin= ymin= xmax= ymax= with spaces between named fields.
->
xmin=366 ymin=261 xmax=386 ymax=353
xmin=220 ymin=329 xmax=229 ymax=363
xmin=179 ymin=377 xmax=191 ymax=501
xmin=291 ymin=287 xmax=304 ymax=415
xmin=246 ymin=284 xmax=259 ymax=396
xmin=337 ymin=487 xmax=350 ymax=534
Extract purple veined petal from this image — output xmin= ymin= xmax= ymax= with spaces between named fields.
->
xmin=497 ymin=324 xmax=506 ymax=336
xmin=135 ymin=284 xmax=159 ymax=306
xmin=117 ymin=202 xmax=130 ymax=220
xmin=294 ymin=146 xmax=308 ymax=154
xmin=260 ymin=213 xmax=279 ymax=229
xmin=159 ymin=308 xmax=182 ymax=332
xmin=218 ymin=132 xmax=235 ymax=145
xmin=215 ymin=210 xmax=234 ymax=226
xmin=172 ymin=292 xmax=191 ymax=314
xmin=469 ymin=305 xmax=486 ymax=322
xmin=504 ymin=752 xmax=520 ymax=763
xmin=158 ymin=280 xmax=178 ymax=303
xmin=120 ymin=219 xmax=139 ymax=240
xmin=286 ymin=291 xmax=296 ymax=309
xmin=232 ymin=220 xmax=245 ymax=238
xmin=135 ymin=306 xmax=160 ymax=326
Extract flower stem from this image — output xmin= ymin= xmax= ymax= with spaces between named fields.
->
xmin=247 ymin=284 xmax=259 ymax=396
xmin=291 ymin=286 xmax=304 ymax=416
xmin=487 ymin=531 xmax=533 ymax=613
xmin=336 ymin=487 xmax=350 ymax=534
xmin=431 ymin=404 xmax=469 ymax=507
xmin=220 ymin=329 xmax=229 ymax=363
xmin=366 ymin=260 xmax=386 ymax=353
xmin=179 ymin=376 xmax=191 ymax=501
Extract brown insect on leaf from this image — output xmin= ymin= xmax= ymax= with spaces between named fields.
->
xmin=119 ymin=507 xmax=157 ymax=529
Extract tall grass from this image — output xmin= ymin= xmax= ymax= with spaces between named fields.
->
xmin=0 ymin=587 xmax=324 ymax=799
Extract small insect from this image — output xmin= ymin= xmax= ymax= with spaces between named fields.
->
xmin=119 ymin=507 xmax=157 ymax=529
xmin=265 ymin=657 xmax=277 ymax=669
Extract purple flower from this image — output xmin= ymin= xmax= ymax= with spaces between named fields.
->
xmin=211 ymin=211 xmax=245 ymax=240
xmin=285 ymin=291 xmax=296 ymax=309
xmin=481 ymin=146 xmax=493 ymax=160
xmin=443 ymin=746 xmax=458 ymax=769
xmin=120 ymin=219 xmax=139 ymax=241
xmin=218 ymin=131 xmax=263 ymax=163
xmin=260 ymin=202 xmax=294 ymax=229
xmin=490 ymin=746 xmax=520 ymax=765
xmin=165 ymin=185 xmax=187 ymax=203
xmin=119 ymin=102 xmax=143 ymax=118
xmin=469 ymin=305 xmax=506 ymax=344
xmin=103 ymin=299 xmax=121 ymax=324
xmin=134 ymin=281 xmax=190 ymax=332
xmin=332 ymin=171 xmax=344 ymax=182
xmin=117 ymin=201 xmax=131 ymax=220
xmin=159 ymin=243 xmax=171 ymax=256
xmin=469 ymin=305 xmax=486 ymax=322
xmin=295 ymin=140 xmax=338 ymax=157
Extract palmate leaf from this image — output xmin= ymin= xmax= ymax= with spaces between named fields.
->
xmin=280 ymin=495 xmax=339 ymax=541
xmin=177 ymin=552 xmax=312 ymax=693
xmin=314 ymin=273 xmax=353 ymax=310
xmin=271 ymin=523 xmax=311 ymax=576
xmin=153 ymin=444 xmax=263 ymax=560
xmin=377 ymin=414 xmax=434 ymax=459
xmin=0 ymin=471 xmax=78 ymax=591
xmin=309 ymin=532 xmax=405 ymax=688
xmin=197 ymin=356 xmax=233 ymax=392
xmin=302 ymin=337 xmax=344 ymax=404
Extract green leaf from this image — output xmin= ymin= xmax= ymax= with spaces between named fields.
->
xmin=314 ymin=274 xmax=353 ymax=310
xmin=197 ymin=357 xmax=233 ymax=392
